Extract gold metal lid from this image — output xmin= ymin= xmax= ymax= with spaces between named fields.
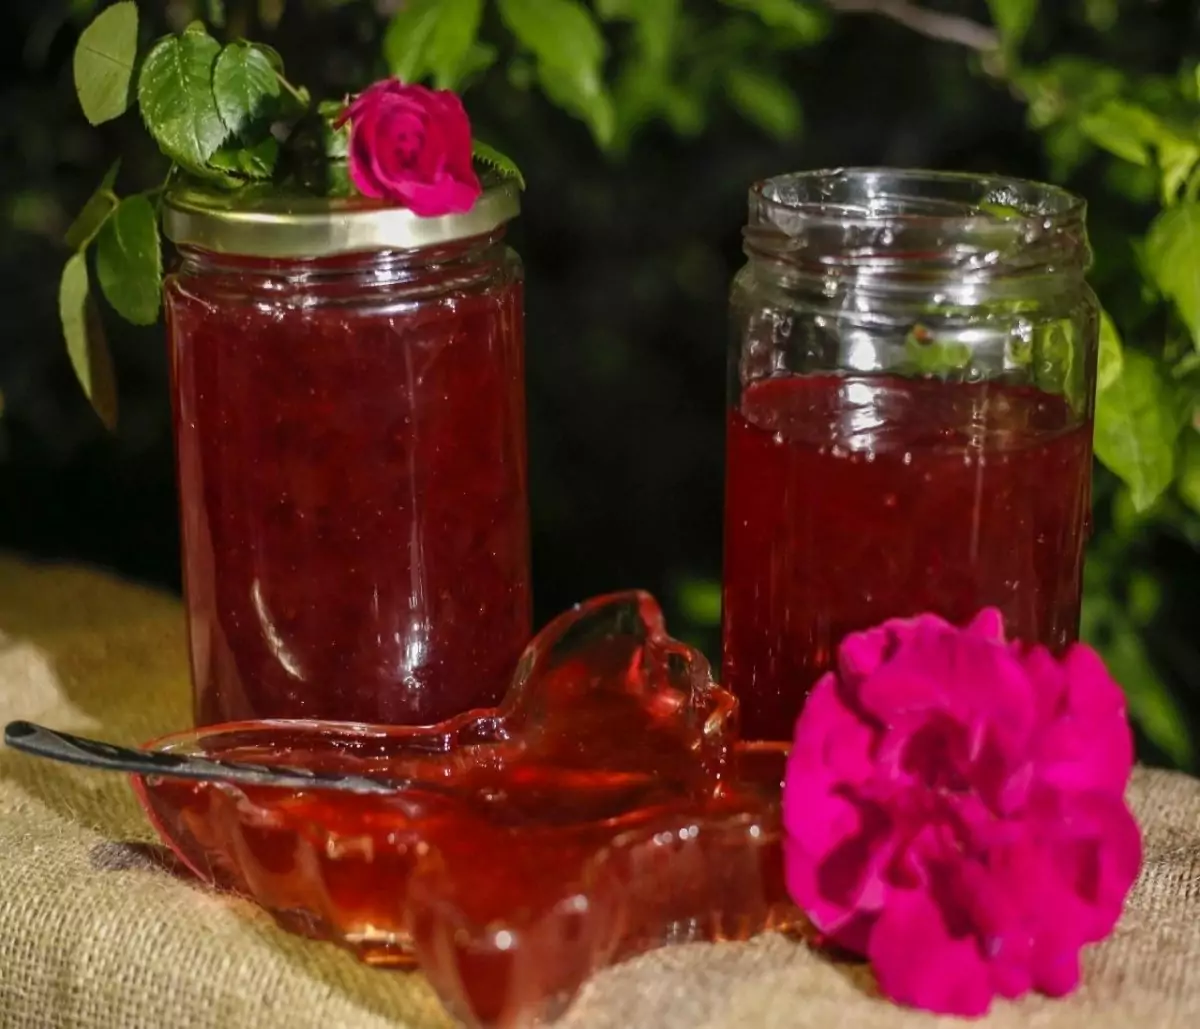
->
xmin=162 ymin=179 xmax=520 ymax=258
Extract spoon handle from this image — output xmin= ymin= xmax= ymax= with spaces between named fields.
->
xmin=3 ymin=720 xmax=400 ymax=795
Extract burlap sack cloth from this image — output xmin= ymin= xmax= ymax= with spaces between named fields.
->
xmin=1 ymin=555 xmax=1198 ymax=1029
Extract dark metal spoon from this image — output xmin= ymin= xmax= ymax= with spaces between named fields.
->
xmin=4 ymin=720 xmax=406 ymax=796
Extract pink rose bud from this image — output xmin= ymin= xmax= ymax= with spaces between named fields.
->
xmin=337 ymin=79 xmax=482 ymax=217
xmin=782 ymin=610 xmax=1142 ymax=1017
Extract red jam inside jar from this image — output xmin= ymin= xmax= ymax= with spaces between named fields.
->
xmin=163 ymin=185 xmax=531 ymax=727
xmin=722 ymin=374 xmax=1092 ymax=741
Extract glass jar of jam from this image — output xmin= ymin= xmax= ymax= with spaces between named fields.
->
xmin=163 ymin=182 xmax=530 ymax=727
xmin=722 ymin=169 xmax=1099 ymax=741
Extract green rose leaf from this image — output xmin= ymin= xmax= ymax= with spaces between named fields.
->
xmin=1144 ymin=202 xmax=1200 ymax=350
xmin=497 ymin=0 xmax=615 ymax=148
xmin=725 ymin=66 xmax=802 ymax=141
xmin=59 ymin=253 xmax=118 ymax=430
xmin=212 ymin=42 xmax=282 ymax=139
xmin=384 ymin=0 xmax=485 ymax=91
xmin=208 ymin=135 xmax=280 ymax=181
xmin=73 ymin=1 xmax=139 ymax=126
xmin=986 ymin=0 xmax=1038 ymax=51
xmin=1077 ymin=100 xmax=1170 ymax=166
xmin=95 ymin=195 xmax=162 ymax=326
xmin=64 ymin=160 xmax=121 ymax=252
xmin=472 ymin=140 xmax=526 ymax=190
xmin=1093 ymin=348 xmax=1178 ymax=511
xmin=138 ymin=27 xmax=230 ymax=173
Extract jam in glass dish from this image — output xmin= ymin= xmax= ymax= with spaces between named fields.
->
xmin=131 ymin=592 xmax=799 ymax=1029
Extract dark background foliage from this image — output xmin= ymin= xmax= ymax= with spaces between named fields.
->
xmin=2 ymin=0 xmax=1198 ymax=766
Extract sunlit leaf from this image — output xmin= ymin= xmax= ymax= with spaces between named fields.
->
xmin=138 ymin=27 xmax=230 ymax=173
xmin=1094 ymin=349 xmax=1179 ymax=511
xmin=497 ymin=0 xmax=615 ymax=148
xmin=1144 ymin=202 xmax=1200 ymax=350
xmin=73 ymin=0 xmax=138 ymax=125
xmin=212 ymin=42 xmax=281 ymax=138
xmin=1078 ymin=100 xmax=1167 ymax=166
xmin=384 ymin=0 xmax=485 ymax=91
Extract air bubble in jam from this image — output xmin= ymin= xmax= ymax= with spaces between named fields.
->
xmin=131 ymin=592 xmax=801 ymax=1029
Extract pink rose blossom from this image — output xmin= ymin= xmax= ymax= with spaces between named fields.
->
xmin=337 ymin=79 xmax=481 ymax=217
xmin=782 ymin=610 xmax=1141 ymax=1017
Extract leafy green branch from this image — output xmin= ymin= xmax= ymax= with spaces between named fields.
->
xmin=64 ymin=3 xmax=301 ymax=423
xmin=63 ymin=1 xmax=525 ymax=427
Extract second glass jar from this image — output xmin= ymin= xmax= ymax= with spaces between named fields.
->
xmin=723 ymin=169 xmax=1099 ymax=741
xmin=163 ymin=183 xmax=530 ymax=727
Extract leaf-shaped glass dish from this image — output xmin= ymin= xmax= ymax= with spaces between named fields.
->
xmin=132 ymin=592 xmax=797 ymax=1028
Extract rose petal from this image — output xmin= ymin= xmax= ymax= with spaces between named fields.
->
xmin=394 ymin=175 xmax=482 ymax=216
xmin=784 ymin=790 xmax=895 ymax=953
xmin=341 ymin=78 xmax=482 ymax=213
xmin=967 ymin=608 xmax=1007 ymax=642
xmin=868 ymin=887 xmax=994 ymax=1017
xmin=858 ymin=625 xmax=1036 ymax=755
xmin=1030 ymin=645 xmax=1134 ymax=797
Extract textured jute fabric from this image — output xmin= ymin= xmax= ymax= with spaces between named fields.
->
xmin=1 ymin=554 xmax=1198 ymax=1029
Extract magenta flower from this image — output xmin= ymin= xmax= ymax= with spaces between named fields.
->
xmin=337 ymin=79 xmax=481 ymax=217
xmin=782 ymin=610 xmax=1141 ymax=1017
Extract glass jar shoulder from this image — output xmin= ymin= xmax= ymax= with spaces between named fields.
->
xmin=165 ymin=238 xmax=522 ymax=313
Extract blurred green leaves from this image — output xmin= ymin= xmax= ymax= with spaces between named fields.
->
xmin=725 ymin=66 xmax=802 ymax=140
xmin=498 ymin=0 xmax=615 ymax=148
xmin=1144 ymin=203 xmax=1200 ymax=351
xmin=1083 ymin=553 xmax=1194 ymax=769
xmin=720 ymin=0 xmax=827 ymax=41
xmin=384 ymin=0 xmax=489 ymax=91
xmin=986 ymin=0 xmax=1037 ymax=52
xmin=1094 ymin=347 xmax=1178 ymax=512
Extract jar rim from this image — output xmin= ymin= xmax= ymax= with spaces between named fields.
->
xmin=749 ymin=168 xmax=1085 ymax=232
xmin=744 ymin=168 xmax=1091 ymax=290
xmin=163 ymin=177 xmax=519 ymax=259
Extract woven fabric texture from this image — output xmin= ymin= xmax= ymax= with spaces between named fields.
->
xmin=1 ymin=555 xmax=1198 ymax=1029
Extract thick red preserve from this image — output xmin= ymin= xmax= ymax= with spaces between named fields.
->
xmin=724 ymin=169 xmax=1099 ymax=740
xmin=722 ymin=375 xmax=1092 ymax=740
xmin=163 ymin=183 xmax=531 ymax=726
